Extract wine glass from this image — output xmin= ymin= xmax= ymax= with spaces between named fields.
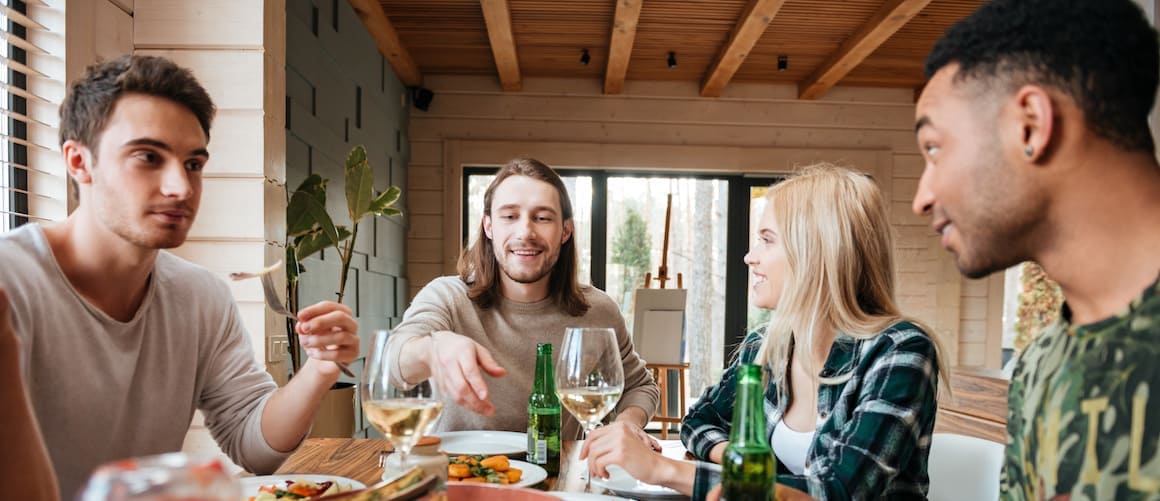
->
xmin=555 ymin=327 xmax=624 ymax=492
xmin=361 ymin=329 xmax=443 ymax=472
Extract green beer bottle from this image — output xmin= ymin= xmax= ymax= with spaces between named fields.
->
xmin=721 ymin=364 xmax=775 ymax=501
xmin=527 ymin=343 xmax=561 ymax=475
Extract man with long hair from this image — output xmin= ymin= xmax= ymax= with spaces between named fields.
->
xmin=0 ymin=55 xmax=359 ymax=497
xmin=391 ymin=157 xmax=659 ymax=441
xmin=912 ymin=0 xmax=1160 ymax=498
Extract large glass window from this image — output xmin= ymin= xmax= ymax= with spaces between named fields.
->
xmin=604 ymin=176 xmax=728 ymax=394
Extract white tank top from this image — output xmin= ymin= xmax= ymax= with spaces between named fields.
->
xmin=772 ymin=419 xmax=816 ymax=475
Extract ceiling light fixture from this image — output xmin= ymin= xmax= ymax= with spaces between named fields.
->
xmin=667 ymin=51 xmax=677 ymax=69
xmin=777 ymin=54 xmax=788 ymax=72
xmin=580 ymin=48 xmax=590 ymax=66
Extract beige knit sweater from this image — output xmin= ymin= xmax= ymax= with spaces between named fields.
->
xmin=391 ymin=276 xmax=660 ymax=440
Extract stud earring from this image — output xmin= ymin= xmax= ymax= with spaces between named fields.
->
xmin=1024 ymin=145 xmax=1034 ymax=157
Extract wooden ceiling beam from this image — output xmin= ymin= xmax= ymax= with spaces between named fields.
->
xmin=348 ymin=0 xmax=422 ymax=87
xmin=700 ymin=0 xmax=788 ymax=98
xmin=480 ymin=0 xmax=522 ymax=92
xmin=798 ymin=0 xmax=933 ymax=100
xmin=604 ymin=0 xmax=644 ymax=95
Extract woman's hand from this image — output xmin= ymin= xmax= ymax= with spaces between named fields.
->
xmin=580 ymin=421 xmax=672 ymax=485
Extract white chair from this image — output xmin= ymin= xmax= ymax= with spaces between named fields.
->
xmin=927 ymin=433 xmax=1005 ymax=501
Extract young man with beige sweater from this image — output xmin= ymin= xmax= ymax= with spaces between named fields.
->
xmin=391 ymin=157 xmax=660 ymax=443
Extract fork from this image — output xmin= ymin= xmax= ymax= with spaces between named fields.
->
xmin=230 ymin=261 xmax=355 ymax=378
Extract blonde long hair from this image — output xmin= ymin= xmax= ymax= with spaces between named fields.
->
xmin=753 ymin=165 xmax=949 ymax=391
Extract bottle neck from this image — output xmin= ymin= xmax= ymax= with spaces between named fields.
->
xmin=728 ymin=364 xmax=767 ymax=446
xmin=533 ymin=347 xmax=555 ymax=395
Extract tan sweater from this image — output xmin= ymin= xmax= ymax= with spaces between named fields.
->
xmin=0 ymin=225 xmax=287 ymax=497
xmin=392 ymin=276 xmax=660 ymax=440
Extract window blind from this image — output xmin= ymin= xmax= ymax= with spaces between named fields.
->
xmin=1 ymin=0 xmax=65 ymax=233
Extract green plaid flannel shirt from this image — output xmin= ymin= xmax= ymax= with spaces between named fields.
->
xmin=680 ymin=321 xmax=940 ymax=500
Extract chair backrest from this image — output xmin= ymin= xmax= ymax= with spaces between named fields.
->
xmin=927 ymin=433 xmax=1005 ymax=501
xmin=631 ymin=288 xmax=687 ymax=365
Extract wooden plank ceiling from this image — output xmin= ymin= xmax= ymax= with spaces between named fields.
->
xmin=367 ymin=0 xmax=987 ymax=99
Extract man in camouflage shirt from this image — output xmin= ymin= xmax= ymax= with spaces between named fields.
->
xmin=911 ymin=0 xmax=1160 ymax=499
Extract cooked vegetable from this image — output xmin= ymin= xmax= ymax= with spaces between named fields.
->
xmin=447 ymin=454 xmax=524 ymax=485
xmin=480 ymin=456 xmax=509 ymax=471
xmin=448 ymin=463 xmax=471 ymax=478
xmin=249 ymin=478 xmax=347 ymax=501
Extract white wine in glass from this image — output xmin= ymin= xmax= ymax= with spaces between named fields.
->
xmin=555 ymin=327 xmax=624 ymax=492
xmin=362 ymin=329 xmax=443 ymax=470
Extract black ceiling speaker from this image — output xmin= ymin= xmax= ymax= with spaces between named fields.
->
xmin=411 ymin=87 xmax=434 ymax=112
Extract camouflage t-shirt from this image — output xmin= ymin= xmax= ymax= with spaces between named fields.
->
xmin=1002 ymin=276 xmax=1160 ymax=500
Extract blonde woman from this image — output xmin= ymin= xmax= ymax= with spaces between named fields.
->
xmin=581 ymin=166 xmax=948 ymax=500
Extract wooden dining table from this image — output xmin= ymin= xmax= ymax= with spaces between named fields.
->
xmin=275 ymin=437 xmax=815 ymax=500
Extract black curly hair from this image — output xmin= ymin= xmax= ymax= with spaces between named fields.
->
xmin=926 ymin=0 xmax=1159 ymax=154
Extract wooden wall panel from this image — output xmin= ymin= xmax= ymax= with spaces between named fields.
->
xmin=134 ymin=50 xmax=266 ymax=110
xmin=134 ymin=0 xmax=265 ymax=49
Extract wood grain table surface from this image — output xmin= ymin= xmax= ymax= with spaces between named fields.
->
xmin=274 ymin=437 xmax=814 ymax=499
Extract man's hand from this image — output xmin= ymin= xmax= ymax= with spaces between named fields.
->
xmin=580 ymin=421 xmax=668 ymax=485
xmin=296 ymin=301 xmax=359 ymax=376
xmin=428 ymin=331 xmax=506 ymax=415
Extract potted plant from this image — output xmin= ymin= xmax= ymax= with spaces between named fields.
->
xmin=284 ymin=145 xmax=402 ymax=436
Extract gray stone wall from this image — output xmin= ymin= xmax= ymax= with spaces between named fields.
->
xmin=286 ymin=0 xmax=410 ymax=438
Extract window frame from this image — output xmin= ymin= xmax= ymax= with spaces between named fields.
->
xmin=1 ymin=0 xmax=30 ymax=232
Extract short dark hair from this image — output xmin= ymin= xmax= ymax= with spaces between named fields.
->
xmin=926 ymin=0 xmax=1159 ymax=154
xmin=60 ymin=54 xmax=216 ymax=151
xmin=457 ymin=157 xmax=589 ymax=316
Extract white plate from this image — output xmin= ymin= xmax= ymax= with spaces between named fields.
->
xmin=590 ymin=465 xmax=686 ymax=500
xmin=435 ymin=430 xmax=527 ymax=456
xmin=549 ymin=492 xmax=630 ymax=500
xmin=239 ymin=474 xmax=365 ymax=498
xmin=397 ymin=459 xmax=547 ymax=488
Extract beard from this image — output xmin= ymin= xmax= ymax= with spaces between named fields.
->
xmin=493 ymin=242 xmax=561 ymax=285
xmin=949 ymin=150 xmax=1045 ymax=279
xmin=93 ymin=191 xmax=194 ymax=250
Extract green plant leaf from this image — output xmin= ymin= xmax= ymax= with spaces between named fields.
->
xmin=345 ymin=145 xmax=374 ymax=224
xmin=296 ymin=174 xmax=328 ymax=200
xmin=287 ymin=175 xmax=329 ymax=236
xmin=294 ymin=230 xmax=328 ymax=260
xmin=293 ymin=225 xmax=352 ymax=261
xmin=287 ymin=192 xmax=316 ymax=237
xmin=303 ymin=190 xmax=341 ymax=247
xmin=368 ymin=185 xmax=402 ymax=216
xmin=384 ymin=207 xmax=402 ymax=217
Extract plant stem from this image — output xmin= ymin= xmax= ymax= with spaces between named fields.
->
xmin=288 ymin=279 xmax=301 ymax=371
xmin=336 ymin=221 xmax=359 ymax=304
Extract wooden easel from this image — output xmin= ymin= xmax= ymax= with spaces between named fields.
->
xmin=643 ymin=194 xmax=683 ymax=290
xmin=641 ymin=194 xmax=687 ymax=438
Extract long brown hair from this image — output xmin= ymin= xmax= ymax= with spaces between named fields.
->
xmin=458 ymin=158 xmax=590 ymax=316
